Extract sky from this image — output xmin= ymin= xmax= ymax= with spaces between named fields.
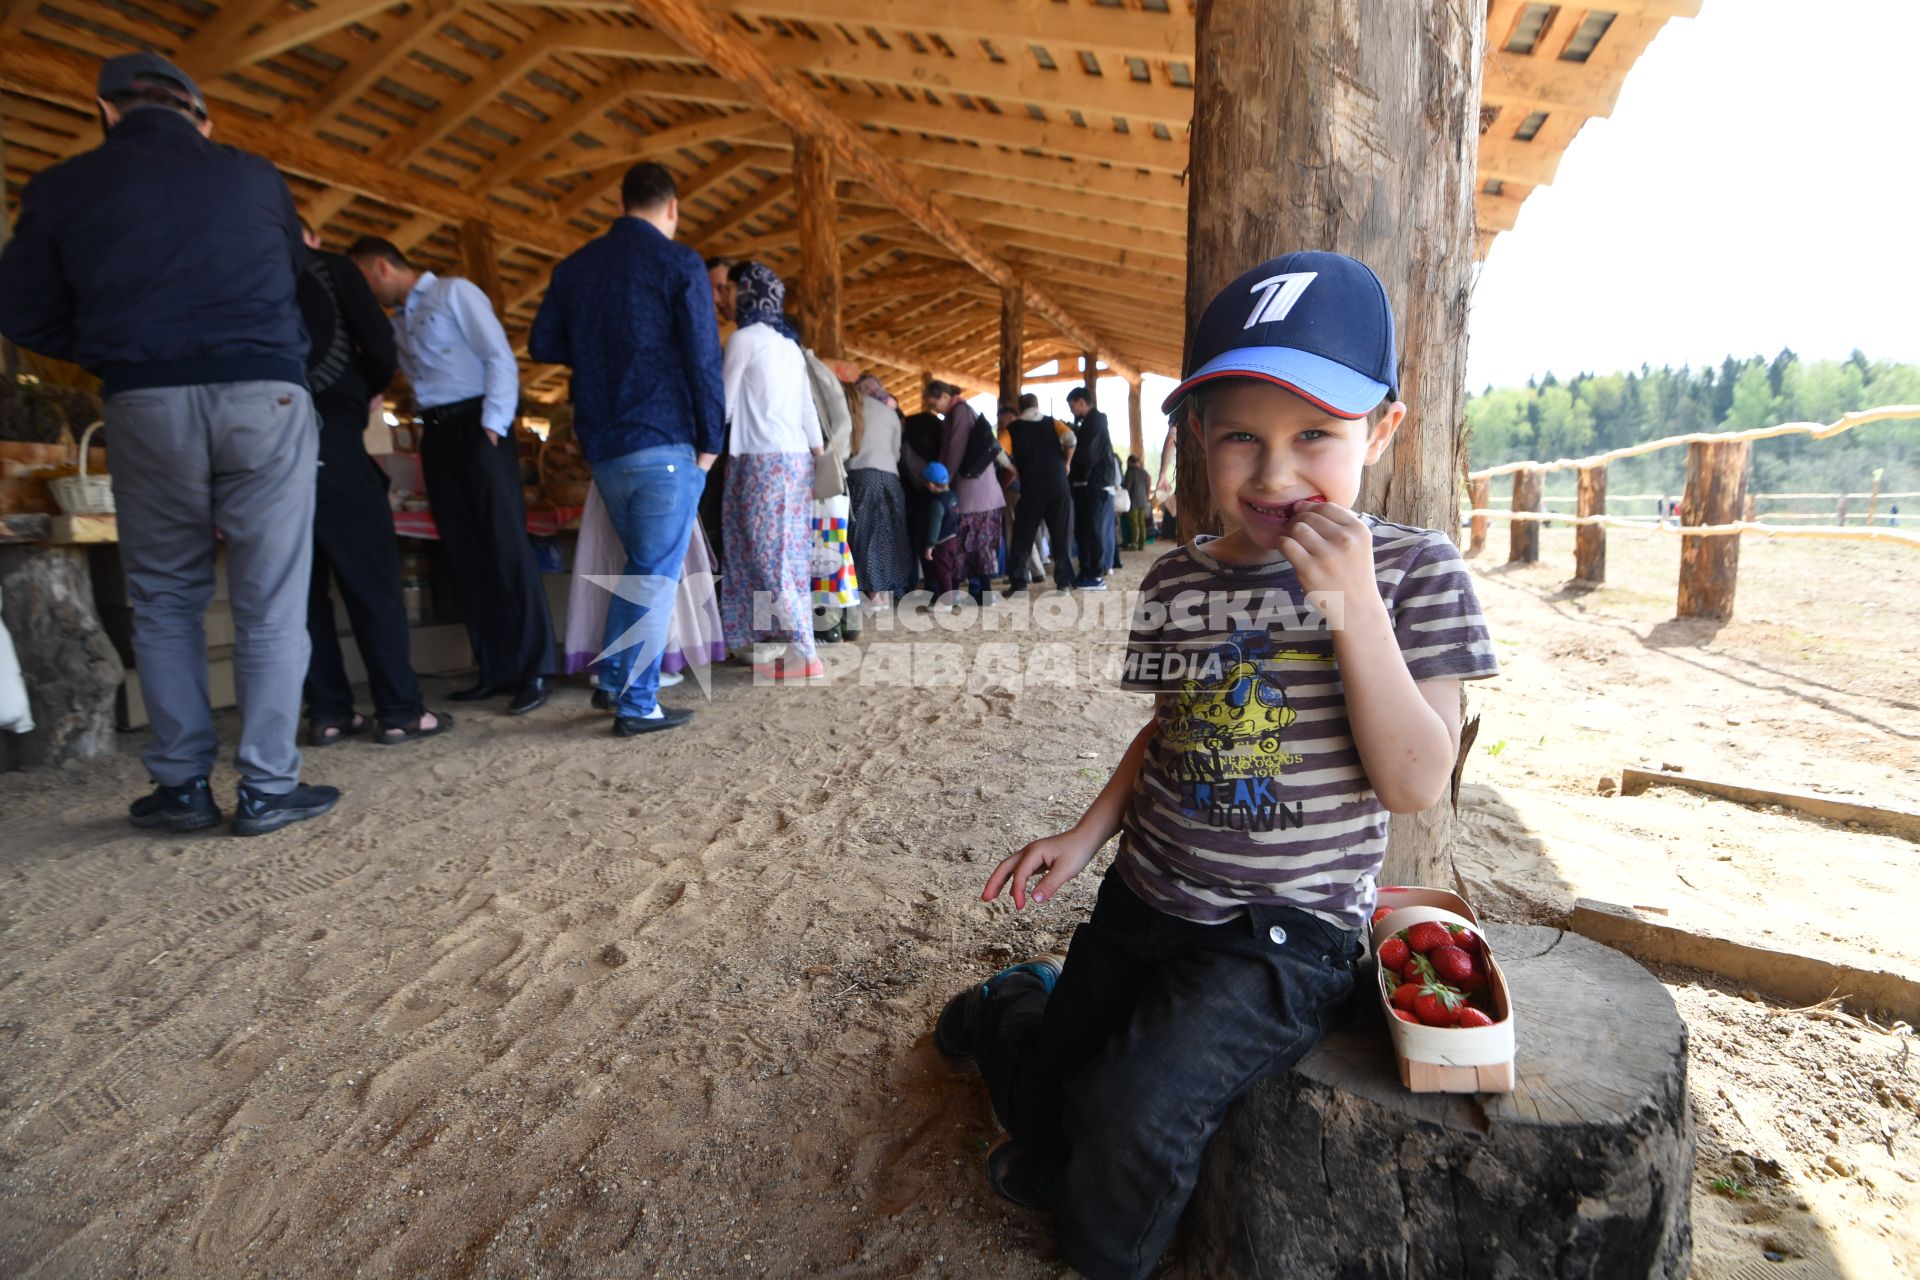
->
xmin=1465 ymin=0 xmax=1920 ymax=390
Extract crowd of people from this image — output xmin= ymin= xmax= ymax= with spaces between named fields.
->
xmin=0 ymin=51 xmax=1153 ymax=835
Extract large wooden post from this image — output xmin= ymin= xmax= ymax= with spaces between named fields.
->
xmin=1508 ymin=468 xmax=1542 ymax=564
xmin=458 ymin=218 xmax=505 ymax=317
xmin=794 ymin=132 xmax=843 ymax=358
xmin=1178 ymin=0 xmax=1484 ymax=892
xmin=1 ymin=93 xmax=15 ymax=382
xmin=1467 ymin=476 xmax=1490 ymax=556
xmin=998 ymin=286 xmax=1025 ymax=408
xmin=1676 ymin=440 xmax=1750 ymax=620
xmin=1127 ymin=379 xmax=1145 ymax=463
xmin=1081 ymin=351 xmax=1098 ymax=406
xmin=1177 ymin=0 xmax=1481 ymax=565
xmin=1574 ymin=464 xmax=1607 ymax=583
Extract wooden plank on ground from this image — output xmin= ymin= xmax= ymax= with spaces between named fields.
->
xmin=1618 ymin=765 xmax=1920 ymax=842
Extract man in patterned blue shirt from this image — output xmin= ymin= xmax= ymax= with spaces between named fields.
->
xmin=531 ymin=162 xmax=725 ymax=737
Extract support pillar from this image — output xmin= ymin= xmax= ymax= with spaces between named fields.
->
xmin=1509 ymin=468 xmax=1542 ymax=564
xmin=1178 ymin=0 xmax=1484 ymax=890
xmin=1574 ymin=464 xmax=1607 ymax=583
xmin=458 ymin=218 xmax=505 ymax=317
xmin=998 ymin=286 xmax=1025 ymax=409
xmin=1081 ymin=351 xmax=1098 ymax=405
xmin=793 ymin=132 xmax=843 ymax=358
xmin=1677 ymin=440 xmax=1750 ymax=621
xmin=1467 ymin=476 xmax=1490 ymax=556
xmin=1127 ymin=379 xmax=1145 ymax=463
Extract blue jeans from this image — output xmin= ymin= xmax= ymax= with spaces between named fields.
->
xmin=589 ymin=444 xmax=706 ymax=717
xmin=974 ymin=872 xmax=1361 ymax=1280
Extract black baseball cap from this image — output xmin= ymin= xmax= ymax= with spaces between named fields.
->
xmin=97 ymin=52 xmax=208 ymax=119
xmin=1162 ymin=250 xmax=1397 ymax=420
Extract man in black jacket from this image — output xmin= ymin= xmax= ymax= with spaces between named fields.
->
xmin=1001 ymin=393 xmax=1078 ymax=592
xmin=0 ymin=52 xmax=337 ymax=836
xmin=1066 ymin=386 xmax=1117 ymax=590
xmin=296 ymin=223 xmax=447 ymax=748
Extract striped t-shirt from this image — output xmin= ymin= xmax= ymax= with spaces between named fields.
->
xmin=1116 ymin=519 xmax=1498 ymax=931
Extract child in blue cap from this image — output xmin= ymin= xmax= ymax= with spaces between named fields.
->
xmin=920 ymin=460 xmax=964 ymax=599
xmin=934 ymin=251 xmax=1499 ymax=1279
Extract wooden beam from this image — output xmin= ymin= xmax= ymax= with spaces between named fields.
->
xmin=215 ymin=0 xmax=404 ymax=73
xmin=515 ymin=111 xmax=774 ymax=183
xmin=794 ymin=131 xmax=841 ymax=358
xmin=384 ymin=28 xmax=564 ymax=166
xmin=467 ymin=72 xmax=642 ymax=190
xmin=628 ymin=0 xmax=1137 ymax=382
xmin=877 ymin=137 xmax=1190 ymax=209
xmin=1481 ymin=50 xmax=1628 ymax=119
xmin=295 ymin=0 xmax=452 ymax=129
xmin=1476 ymin=185 xmax=1528 ymax=233
xmin=844 ymin=266 xmax=981 ymax=304
xmin=1479 ymin=134 xmax=1568 ymax=187
xmin=732 ymin=0 xmax=1196 ymax=63
xmin=720 ymin=209 xmax=899 ymax=257
xmin=562 ymin=19 xmax=1195 ymax=127
xmin=0 ymin=34 xmax=580 ymax=260
xmin=839 ymin=97 xmax=1187 ymax=176
xmin=843 ymin=338 xmax=992 ymax=396
xmin=689 ymin=175 xmax=792 ymax=245
xmin=178 ymin=0 xmax=292 ymax=79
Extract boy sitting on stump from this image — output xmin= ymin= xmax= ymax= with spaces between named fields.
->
xmin=935 ymin=251 xmax=1498 ymax=1280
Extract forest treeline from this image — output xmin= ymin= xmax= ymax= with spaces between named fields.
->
xmin=1465 ymin=350 xmax=1918 ymax=509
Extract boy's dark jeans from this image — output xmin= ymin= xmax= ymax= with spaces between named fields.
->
xmin=974 ymin=871 xmax=1361 ymax=1280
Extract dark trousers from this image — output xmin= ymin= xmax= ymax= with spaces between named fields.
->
xmin=418 ymin=398 xmax=554 ymax=687
xmin=305 ymin=398 xmax=423 ymax=727
xmin=974 ymin=873 xmax=1360 ymax=1280
xmin=1008 ymin=486 xmax=1075 ymax=590
xmin=928 ymin=537 xmax=965 ymax=597
xmin=1072 ymin=486 xmax=1116 ymax=584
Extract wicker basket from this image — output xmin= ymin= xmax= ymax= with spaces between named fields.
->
xmin=49 ymin=421 xmax=114 ymax=516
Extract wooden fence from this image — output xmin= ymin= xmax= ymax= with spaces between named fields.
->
xmin=1464 ymin=405 xmax=1920 ymax=620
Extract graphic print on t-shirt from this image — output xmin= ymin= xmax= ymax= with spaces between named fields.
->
xmin=1160 ymin=634 xmax=1335 ymax=834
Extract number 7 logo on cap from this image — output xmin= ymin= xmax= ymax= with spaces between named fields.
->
xmin=1243 ymin=271 xmax=1318 ymax=329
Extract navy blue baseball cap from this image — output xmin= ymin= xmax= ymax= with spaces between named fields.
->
xmin=98 ymin=51 xmax=208 ymax=119
xmin=1163 ymin=250 xmax=1397 ymax=420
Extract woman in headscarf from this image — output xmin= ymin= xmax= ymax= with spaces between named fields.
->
xmin=843 ymin=371 xmax=913 ymax=606
xmin=719 ymin=262 xmax=825 ymax=681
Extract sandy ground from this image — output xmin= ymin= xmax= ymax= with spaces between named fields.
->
xmin=1 ymin=525 xmax=1916 ymax=1278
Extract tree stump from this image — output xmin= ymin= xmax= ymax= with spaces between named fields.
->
xmin=0 ymin=543 xmax=123 ymax=769
xmin=1190 ymin=925 xmax=1693 ymax=1279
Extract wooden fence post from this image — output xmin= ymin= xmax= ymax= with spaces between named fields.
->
xmin=1866 ymin=469 xmax=1884 ymax=526
xmin=1467 ymin=476 xmax=1490 ymax=555
xmin=1677 ymin=440 xmax=1751 ymax=620
xmin=1509 ymin=468 xmax=1541 ymax=564
xmin=1835 ymin=494 xmax=1849 ymax=526
xmin=1574 ymin=464 xmax=1606 ymax=583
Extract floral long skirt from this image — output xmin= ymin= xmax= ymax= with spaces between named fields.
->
xmin=845 ymin=467 xmax=914 ymax=599
xmin=721 ymin=451 xmax=816 ymax=660
xmin=956 ymin=508 xmax=1003 ymax=579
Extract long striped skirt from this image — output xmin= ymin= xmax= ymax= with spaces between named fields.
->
xmin=720 ymin=450 xmax=817 ymax=660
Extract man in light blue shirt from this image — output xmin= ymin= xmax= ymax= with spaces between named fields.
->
xmin=350 ymin=236 xmax=554 ymax=714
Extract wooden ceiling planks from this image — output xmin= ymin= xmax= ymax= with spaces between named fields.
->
xmin=0 ymin=0 xmax=1694 ymax=388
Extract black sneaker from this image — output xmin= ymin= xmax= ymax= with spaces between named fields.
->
xmin=986 ymin=1141 xmax=1058 ymax=1211
xmin=934 ymin=955 xmax=1064 ymax=1058
xmin=231 ymin=782 xmax=340 ymax=837
xmin=612 ymin=706 xmax=694 ymax=737
xmin=128 ymin=777 xmax=222 ymax=832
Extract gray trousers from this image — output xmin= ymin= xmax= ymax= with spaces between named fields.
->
xmin=105 ymin=382 xmax=319 ymax=794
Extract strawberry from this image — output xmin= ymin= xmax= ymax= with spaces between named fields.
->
xmin=1392 ymin=1008 xmax=1421 ymax=1024
xmin=1401 ymin=952 xmax=1437 ymax=986
xmin=1429 ymin=945 xmax=1474 ymax=988
xmin=1455 ymin=1006 xmax=1495 ymax=1029
xmin=1412 ymin=983 xmax=1465 ymax=1027
xmin=1377 ymin=937 xmax=1410 ymax=972
xmin=1371 ymin=906 xmax=1394 ymax=926
xmin=1406 ymin=922 xmax=1452 ymax=955
xmin=1447 ymin=924 xmax=1481 ymax=951
xmin=1392 ymin=981 xmax=1421 ymax=1011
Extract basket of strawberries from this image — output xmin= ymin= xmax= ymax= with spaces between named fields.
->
xmin=1370 ymin=885 xmax=1515 ymax=1094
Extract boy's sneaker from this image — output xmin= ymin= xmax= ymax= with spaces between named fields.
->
xmin=934 ymin=954 xmax=1064 ymax=1059
xmin=1074 ymin=577 xmax=1108 ymax=591
xmin=230 ymin=782 xmax=340 ymax=837
xmin=986 ymin=1141 xmax=1058 ymax=1211
xmin=128 ymin=777 xmax=222 ymax=832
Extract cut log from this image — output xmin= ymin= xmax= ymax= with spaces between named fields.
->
xmin=1676 ymin=439 xmax=1749 ymax=620
xmin=0 ymin=544 xmax=123 ymax=769
xmin=1575 ymin=463 xmax=1607 ymax=582
xmin=1191 ymin=925 xmax=1693 ymax=1280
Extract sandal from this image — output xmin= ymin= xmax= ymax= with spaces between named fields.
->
xmin=306 ymin=712 xmax=370 ymax=747
xmin=751 ymin=656 xmax=826 ymax=682
xmin=373 ymin=710 xmax=454 ymax=745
